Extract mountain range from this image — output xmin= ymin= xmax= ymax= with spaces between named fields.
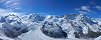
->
xmin=0 ymin=13 xmax=101 ymax=40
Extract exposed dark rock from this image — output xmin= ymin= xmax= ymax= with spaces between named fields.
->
xmin=41 ymin=22 xmax=67 ymax=38
xmin=74 ymin=29 xmax=101 ymax=39
xmin=87 ymin=30 xmax=101 ymax=38
xmin=0 ymin=38 xmax=3 ymax=40
xmin=2 ymin=23 xmax=29 ymax=38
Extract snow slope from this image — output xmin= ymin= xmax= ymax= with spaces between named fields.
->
xmin=19 ymin=26 xmax=93 ymax=40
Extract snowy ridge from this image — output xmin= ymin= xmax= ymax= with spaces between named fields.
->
xmin=0 ymin=13 xmax=101 ymax=40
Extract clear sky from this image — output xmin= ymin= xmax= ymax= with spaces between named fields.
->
xmin=0 ymin=0 xmax=101 ymax=18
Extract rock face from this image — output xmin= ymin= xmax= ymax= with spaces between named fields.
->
xmin=0 ymin=14 xmax=29 ymax=38
xmin=41 ymin=21 xmax=67 ymax=38
xmin=0 ymin=38 xmax=3 ymax=40
xmin=28 ymin=14 xmax=45 ymax=22
xmin=2 ymin=22 xmax=29 ymax=38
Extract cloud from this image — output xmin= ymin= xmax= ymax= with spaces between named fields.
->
xmin=0 ymin=9 xmax=21 ymax=16
xmin=95 ymin=6 xmax=101 ymax=10
xmin=89 ymin=1 xmax=96 ymax=6
xmin=5 ymin=0 xmax=12 ymax=4
xmin=75 ymin=1 xmax=101 ymax=14
xmin=76 ymin=6 xmax=95 ymax=14
xmin=6 ymin=3 xmax=20 ymax=9
xmin=78 ymin=11 xmax=87 ymax=14
xmin=0 ymin=0 xmax=21 ymax=10
xmin=0 ymin=0 xmax=7 ymax=3
xmin=81 ymin=6 xmax=91 ymax=12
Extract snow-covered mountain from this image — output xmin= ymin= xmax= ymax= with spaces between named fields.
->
xmin=0 ymin=13 xmax=101 ymax=40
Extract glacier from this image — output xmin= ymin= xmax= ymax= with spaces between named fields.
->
xmin=0 ymin=13 xmax=101 ymax=40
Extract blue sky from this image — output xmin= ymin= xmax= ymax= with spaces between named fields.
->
xmin=0 ymin=0 xmax=101 ymax=18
